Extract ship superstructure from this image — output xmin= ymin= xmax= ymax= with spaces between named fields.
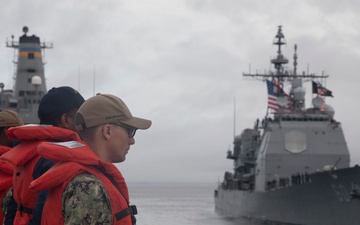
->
xmin=215 ymin=26 xmax=360 ymax=225
xmin=0 ymin=26 xmax=52 ymax=123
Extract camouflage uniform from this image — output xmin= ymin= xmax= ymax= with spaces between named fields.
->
xmin=1 ymin=188 xmax=12 ymax=218
xmin=62 ymin=172 xmax=112 ymax=225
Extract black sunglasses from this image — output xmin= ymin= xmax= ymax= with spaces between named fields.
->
xmin=112 ymin=123 xmax=137 ymax=138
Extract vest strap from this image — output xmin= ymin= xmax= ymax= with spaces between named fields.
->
xmin=115 ymin=205 xmax=137 ymax=221
xmin=17 ymin=204 xmax=33 ymax=215
xmin=96 ymin=166 xmax=137 ymax=224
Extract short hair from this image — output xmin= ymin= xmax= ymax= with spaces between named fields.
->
xmin=78 ymin=125 xmax=98 ymax=142
xmin=39 ymin=108 xmax=78 ymax=126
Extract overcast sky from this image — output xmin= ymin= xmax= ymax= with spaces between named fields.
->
xmin=0 ymin=0 xmax=359 ymax=184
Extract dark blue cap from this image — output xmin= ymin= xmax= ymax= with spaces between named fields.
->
xmin=38 ymin=86 xmax=85 ymax=121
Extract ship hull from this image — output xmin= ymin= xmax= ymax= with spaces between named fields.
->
xmin=215 ymin=166 xmax=360 ymax=225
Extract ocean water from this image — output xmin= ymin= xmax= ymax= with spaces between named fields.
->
xmin=128 ymin=182 xmax=263 ymax=225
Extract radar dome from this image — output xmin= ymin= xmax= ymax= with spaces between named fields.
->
xmin=312 ymin=97 xmax=325 ymax=109
xmin=324 ymin=104 xmax=335 ymax=118
xmin=31 ymin=75 xmax=42 ymax=86
xmin=234 ymin=135 xmax=242 ymax=141
xmin=23 ymin=26 xmax=29 ymax=34
xmin=293 ymin=87 xmax=305 ymax=101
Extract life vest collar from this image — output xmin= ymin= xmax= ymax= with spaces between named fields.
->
xmin=7 ymin=124 xmax=80 ymax=142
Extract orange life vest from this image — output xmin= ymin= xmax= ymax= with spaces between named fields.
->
xmin=0 ymin=125 xmax=80 ymax=225
xmin=0 ymin=145 xmax=13 ymax=223
xmin=0 ymin=145 xmax=11 ymax=155
xmin=30 ymin=140 xmax=135 ymax=225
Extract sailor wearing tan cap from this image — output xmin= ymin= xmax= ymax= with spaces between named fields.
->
xmin=31 ymin=94 xmax=151 ymax=225
xmin=0 ymin=110 xmax=24 ymax=148
xmin=0 ymin=110 xmax=24 ymax=224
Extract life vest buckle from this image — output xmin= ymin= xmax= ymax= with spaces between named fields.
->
xmin=129 ymin=205 xmax=137 ymax=215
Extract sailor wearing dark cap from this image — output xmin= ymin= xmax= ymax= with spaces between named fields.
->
xmin=1 ymin=86 xmax=84 ymax=225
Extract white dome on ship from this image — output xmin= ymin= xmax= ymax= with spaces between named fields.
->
xmin=234 ymin=135 xmax=242 ymax=144
xmin=324 ymin=104 xmax=335 ymax=118
xmin=293 ymin=87 xmax=305 ymax=101
xmin=234 ymin=135 xmax=242 ymax=141
xmin=312 ymin=97 xmax=324 ymax=109
xmin=31 ymin=75 xmax=42 ymax=86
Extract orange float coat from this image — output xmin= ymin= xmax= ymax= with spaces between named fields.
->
xmin=30 ymin=140 xmax=135 ymax=225
xmin=0 ymin=125 xmax=80 ymax=225
xmin=0 ymin=146 xmax=13 ymax=223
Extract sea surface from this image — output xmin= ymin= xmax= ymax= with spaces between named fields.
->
xmin=128 ymin=182 xmax=264 ymax=225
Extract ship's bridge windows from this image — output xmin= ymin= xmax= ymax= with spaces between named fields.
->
xmin=27 ymin=69 xmax=36 ymax=73
xmin=280 ymin=116 xmax=330 ymax=122
xmin=19 ymin=91 xmax=24 ymax=96
xmin=28 ymin=53 xmax=35 ymax=59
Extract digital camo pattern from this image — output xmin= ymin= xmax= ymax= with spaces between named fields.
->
xmin=62 ymin=172 xmax=112 ymax=225
xmin=1 ymin=188 xmax=12 ymax=217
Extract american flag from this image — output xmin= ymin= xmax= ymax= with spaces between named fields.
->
xmin=266 ymin=80 xmax=292 ymax=110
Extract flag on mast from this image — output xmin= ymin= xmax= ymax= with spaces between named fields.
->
xmin=312 ymin=81 xmax=333 ymax=97
xmin=266 ymin=80 xmax=292 ymax=111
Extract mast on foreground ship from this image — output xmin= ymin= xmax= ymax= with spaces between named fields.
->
xmin=0 ymin=26 xmax=52 ymax=123
xmin=215 ymin=26 xmax=360 ymax=225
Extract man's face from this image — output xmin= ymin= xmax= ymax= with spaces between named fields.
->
xmin=107 ymin=124 xmax=135 ymax=163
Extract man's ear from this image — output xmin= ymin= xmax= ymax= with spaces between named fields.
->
xmin=101 ymin=124 xmax=112 ymax=140
xmin=59 ymin=113 xmax=72 ymax=129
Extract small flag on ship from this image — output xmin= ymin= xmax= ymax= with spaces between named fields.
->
xmin=312 ymin=81 xmax=333 ymax=97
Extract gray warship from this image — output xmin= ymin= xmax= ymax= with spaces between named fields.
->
xmin=0 ymin=26 xmax=52 ymax=123
xmin=214 ymin=26 xmax=360 ymax=225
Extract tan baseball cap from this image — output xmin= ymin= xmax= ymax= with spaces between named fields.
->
xmin=0 ymin=110 xmax=24 ymax=127
xmin=75 ymin=94 xmax=151 ymax=131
